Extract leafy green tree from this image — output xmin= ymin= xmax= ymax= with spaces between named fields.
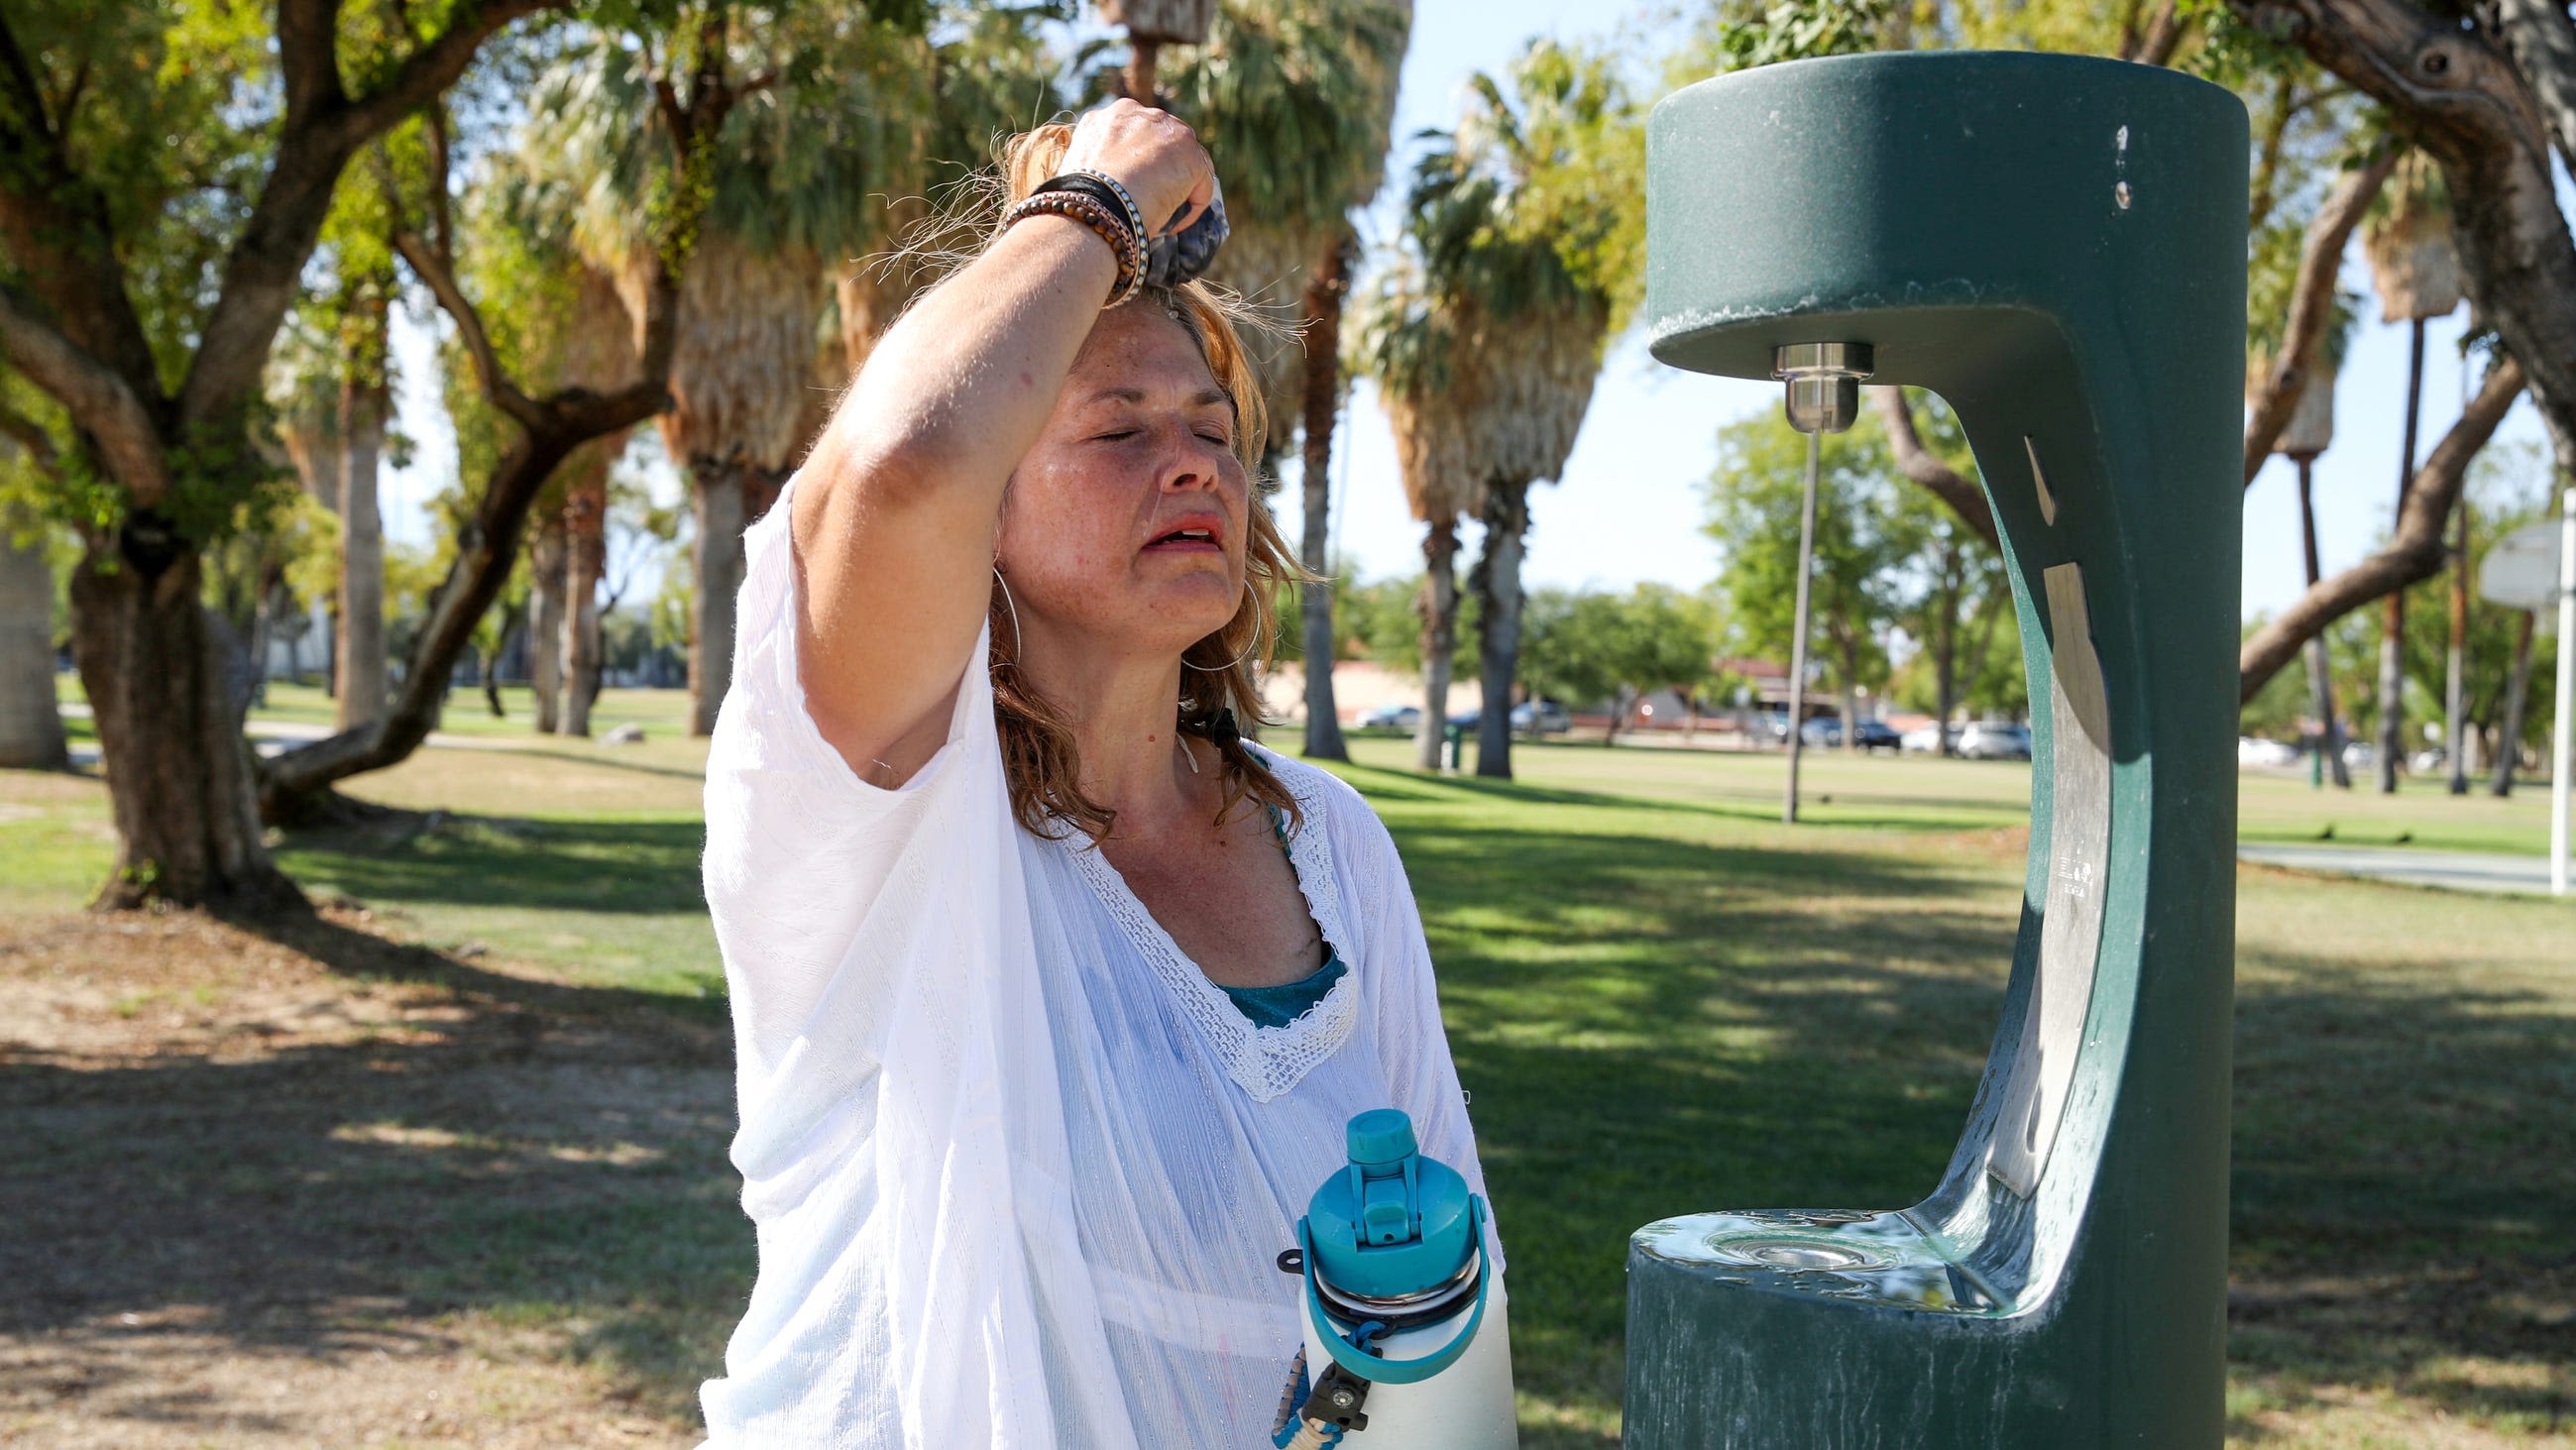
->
xmin=0 ymin=0 xmax=604 ymax=905
xmin=1703 ymin=408 xmax=1923 ymax=744
xmin=1519 ymin=583 xmax=1719 ymax=742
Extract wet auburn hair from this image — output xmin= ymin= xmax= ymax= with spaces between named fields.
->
xmin=951 ymin=124 xmax=1308 ymax=842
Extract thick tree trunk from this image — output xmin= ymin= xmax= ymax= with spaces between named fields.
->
xmin=69 ymin=540 xmax=299 ymax=911
xmin=2489 ymin=609 xmax=2536 ymax=796
xmin=2297 ymin=458 xmax=2352 ymax=787
xmin=1473 ymin=481 xmax=1527 ymax=780
xmin=335 ymin=376 xmax=388 ymax=732
xmin=561 ymin=454 xmax=609 ymax=737
xmin=528 ymin=513 xmax=567 ymax=734
xmin=1299 ymin=235 xmax=1354 ymax=762
xmin=688 ymin=459 xmax=750 ymax=738
xmin=0 ymin=510 xmax=67 ymax=769
xmin=1415 ymin=520 xmax=1458 ymax=772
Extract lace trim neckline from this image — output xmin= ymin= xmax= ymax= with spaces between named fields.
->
xmin=1055 ymin=752 xmax=1357 ymax=1103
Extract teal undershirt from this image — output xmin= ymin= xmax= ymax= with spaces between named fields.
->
xmin=1216 ymin=807 xmax=1347 ymax=1030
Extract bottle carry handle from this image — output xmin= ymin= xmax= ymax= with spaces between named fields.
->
xmin=1298 ymin=1195 xmax=1491 ymax=1387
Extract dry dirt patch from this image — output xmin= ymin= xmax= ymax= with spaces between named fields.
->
xmin=0 ymin=908 xmax=738 ymax=1448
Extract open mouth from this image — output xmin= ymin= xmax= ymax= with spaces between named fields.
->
xmin=1144 ymin=524 xmax=1221 ymax=551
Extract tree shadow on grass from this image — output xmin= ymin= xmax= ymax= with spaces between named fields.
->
xmin=1384 ymin=809 xmax=2574 ymax=1447
xmin=1382 ymin=816 xmax=2022 ymax=1446
xmin=0 ymin=912 xmax=743 ymax=1438
xmin=278 ymin=814 xmax=709 ymax=918
xmin=2224 ymin=951 xmax=2576 ymax=1442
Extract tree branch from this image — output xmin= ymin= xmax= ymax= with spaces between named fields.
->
xmin=0 ymin=284 xmax=169 ymax=502
xmin=177 ymin=0 xmax=567 ymax=436
xmin=391 ymin=232 xmax=545 ymax=430
xmin=2239 ymin=355 xmax=2525 ymax=700
xmin=0 ymin=397 xmax=58 ymax=474
xmin=1870 ymin=386 xmax=2001 ymax=551
xmin=277 ymin=0 xmax=349 ymax=126
xmin=339 ymin=0 xmax=557 ymax=142
xmin=2234 ymin=0 xmax=2576 ymax=480
xmin=2131 ymin=0 xmax=2190 ymax=65
xmin=2242 ymin=150 xmax=2397 ymax=488
xmin=2488 ymin=0 xmax=2576 ymax=173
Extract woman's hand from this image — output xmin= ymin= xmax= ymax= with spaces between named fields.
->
xmin=1060 ymin=98 xmax=1217 ymax=237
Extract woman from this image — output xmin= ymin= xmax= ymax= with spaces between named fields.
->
xmin=698 ymin=101 xmax=1505 ymax=1447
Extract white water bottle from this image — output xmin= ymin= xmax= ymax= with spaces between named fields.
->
xmin=1279 ymin=1109 xmax=1517 ymax=1448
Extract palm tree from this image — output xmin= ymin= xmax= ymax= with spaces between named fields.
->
xmin=1400 ymin=40 xmax=1639 ymax=780
xmin=2253 ymin=327 xmax=2352 ymax=787
xmin=556 ymin=266 xmax=638 ymax=737
xmin=1351 ymin=261 xmax=1479 ymax=771
xmin=2360 ymin=151 xmax=2464 ymax=793
xmin=532 ymin=10 xmax=934 ymax=735
xmin=1166 ymin=0 xmax=1412 ymax=761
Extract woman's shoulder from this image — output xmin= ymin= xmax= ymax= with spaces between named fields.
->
xmin=1249 ymin=745 xmax=1400 ymax=871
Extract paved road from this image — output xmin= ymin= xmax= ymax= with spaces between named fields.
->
xmin=2238 ymin=842 xmax=2563 ymax=897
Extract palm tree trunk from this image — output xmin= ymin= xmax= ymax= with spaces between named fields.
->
xmin=1838 ymin=629 xmax=1859 ymax=754
xmin=2297 ymin=457 xmax=2352 ymax=788
xmin=689 ymin=458 xmax=751 ymax=738
xmin=2490 ymin=609 xmax=2536 ymax=797
xmin=2377 ymin=317 xmax=2428 ymax=793
xmin=335 ymin=374 xmax=389 ymax=733
xmin=2445 ymin=496 xmax=2471 ymax=793
xmin=0 ymin=507 xmax=67 ymax=769
xmin=1934 ymin=553 xmax=1960 ymax=758
xmin=562 ymin=455 xmax=609 ymax=737
xmin=1473 ymin=480 xmax=1528 ymax=780
xmin=528 ymin=513 xmax=568 ymax=734
xmin=1415 ymin=520 xmax=1458 ymax=772
xmin=1299 ymin=235 xmax=1354 ymax=762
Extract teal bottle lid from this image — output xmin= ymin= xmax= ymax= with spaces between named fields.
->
xmin=1304 ymin=1109 xmax=1479 ymax=1301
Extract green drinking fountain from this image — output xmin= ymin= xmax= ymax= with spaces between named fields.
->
xmin=1626 ymin=52 xmax=2247 ymax=1448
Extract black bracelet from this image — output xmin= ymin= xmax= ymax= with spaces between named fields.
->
xmin=1033 ymin=174 xmax=1144 ymax=242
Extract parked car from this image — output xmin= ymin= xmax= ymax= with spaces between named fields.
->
xmin=1517 ymin=700 xmax=1572 ymax=734
xmin=1449 ymin=701 xmax=1572 ymax=736
xmin=2339 ymin=739 xmax=2377 ymax=772
xmin=1900 ymin=723 xmax=1954 ymax=754
xmin=1748 ymin=711 xmax=1793 ymax=743
xmin=1800 ymin=717 xmax=1902 ymax=751
xmin=1958 ymin=721 xmax=2033 ymax=760
xmin=1359 ymin=703 xmax=1422 ymax=731
xmin=2237 ymin=735 xmax=2301 ymax=769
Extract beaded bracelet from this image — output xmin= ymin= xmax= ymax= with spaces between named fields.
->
xmin=1001 ymin=189 xmax=1146 ymax=308
xmin=1064 ymin=169 xmax=1151 ymax=250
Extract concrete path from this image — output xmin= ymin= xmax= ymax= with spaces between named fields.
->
xmin=2238 ymin=842 xmax=2563 ymax=898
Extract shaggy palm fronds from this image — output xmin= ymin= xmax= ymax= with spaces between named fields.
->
xmin=660 ymin=233 xmax=828 ymax=474
xmin=2362 ymin=151 xmax=2463 ymax=325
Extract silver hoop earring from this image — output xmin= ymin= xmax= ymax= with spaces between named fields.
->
xmin=992 ymin=566 xmax=1024 ymax=661
xmin=1180 ymin=582 xmax=1264 ymax=674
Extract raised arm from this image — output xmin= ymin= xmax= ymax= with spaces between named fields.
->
xmin=788 ymin=102 xmax=1214 ymax=780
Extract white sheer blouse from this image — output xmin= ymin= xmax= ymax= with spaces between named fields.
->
xmin=695 ymin=476 xmax=1501 ymax=1448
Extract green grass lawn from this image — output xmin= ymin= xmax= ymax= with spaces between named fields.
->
xmin=4 ymin=713 xmax=2571 ymax=1446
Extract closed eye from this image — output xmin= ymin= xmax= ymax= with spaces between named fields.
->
xmin=1092 ymin=429 xmax=1141 ymax=443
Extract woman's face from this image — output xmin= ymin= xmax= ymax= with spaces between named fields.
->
xmin=996 ymin=303 xmax=1250 ymax=659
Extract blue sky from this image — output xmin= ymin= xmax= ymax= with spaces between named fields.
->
xmin=381 ymin=0 xmax=2563 ymax=624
